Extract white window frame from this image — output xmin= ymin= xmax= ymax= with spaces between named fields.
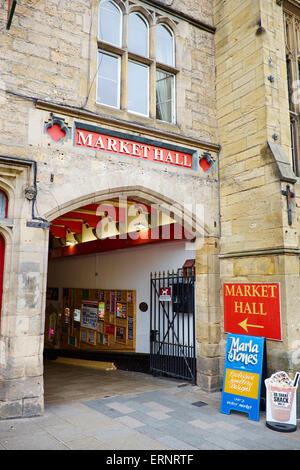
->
xmin=156 ymin=23 xmax=175 ymax=68
xmin=127 ymin=59 xmax=149 ymax=117
xmin=156 ymin=69 xmax=176 ymax=124
xmin=98 ymin=0 xmax=123 ymax=47
xmin=96 ymin=50 xmax=121 ymax=109
xmin=155 ymin=23 xmax=177 ymax=124
xmin=96 ymin=3 xmax=178 ymax=124
xmin=128 ymin=12 xmax=149 ymax=58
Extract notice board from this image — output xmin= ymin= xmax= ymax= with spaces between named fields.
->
xmin=221 ymin=333 xmax=265 ymax=421
xmin=57 ymin=287 xmax=136 ymax=353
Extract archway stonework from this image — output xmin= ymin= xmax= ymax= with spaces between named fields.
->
xmin=45 ymin=182 xmax=222 ymax=393
xmin=0 ymin=157 xmax=221 ymax=418
xmin=45 ymin=185 xmax=209 ymax=236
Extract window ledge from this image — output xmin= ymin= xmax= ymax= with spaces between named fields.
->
xmin=156 ymin=62 xmax=179 ymax=75
xmin=128 ymin=52 xmax=153 ymax=66
xmin=97 ymin=40 xmax=126 ymax=55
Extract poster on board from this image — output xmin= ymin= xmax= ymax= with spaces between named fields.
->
xmin=73 ymin=308 xmax=81 ymax=322
xmin=98 ymin=302 xmax=105 ymax=320
xmin=220 ymin=333 xmax=265 ymax=421
xmin=128 ymin=317 xmax=133 ymax=340
xmin=81 ymin=301 xmax=98 ymax=330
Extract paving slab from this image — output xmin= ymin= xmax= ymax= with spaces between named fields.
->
xmin=1 ymin=429 xmax=69 ymax=450
xmin=156 ymin=435 xmax=198 ymax=450
xmin=2 ymin=362 xmax=300 ymax=451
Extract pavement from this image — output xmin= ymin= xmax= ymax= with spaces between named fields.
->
xmin=1 ymin=359 xmax=300 ymax=451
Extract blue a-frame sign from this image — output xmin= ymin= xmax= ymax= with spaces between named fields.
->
xmin=220 ymin=333 xmax=265 ymax=421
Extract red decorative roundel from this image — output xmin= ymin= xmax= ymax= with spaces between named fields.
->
xmin=46 ymin=123 xmax=67 ymax=142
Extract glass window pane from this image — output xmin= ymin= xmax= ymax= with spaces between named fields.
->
xmin=99 ymin=0 xmax=122 ymax=46
xmin=128 ymin=13 xmax=148 ymax=57
xmin=0 ymin=192 xmax=7 ymax=219
xmin=128 ymin=61 xmax=149 ymax=115
xmin=156 ymin=71 xmax=174 ymax=123
xmin=287 ymin=58 xmax=293 ymax=110
xmin=291 ymin=119 xmax=299 ymax=175
xmin=97 ymin=52 xmax=120 ymax=107
xmin=156 ymin=24 xmax=174 ymax=66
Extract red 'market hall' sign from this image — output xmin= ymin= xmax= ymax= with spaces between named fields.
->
xmin=74 ymin=123 xmax=196 ymax=170
xmin=223 ymin=283 xmax=282 ymax=341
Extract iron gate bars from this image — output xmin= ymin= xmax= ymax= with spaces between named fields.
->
xmin=150 ymin=270 xmax=196 ymax=383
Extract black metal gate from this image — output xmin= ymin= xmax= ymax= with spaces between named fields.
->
xmin=150 ymin=270 xmax=196 ymax=383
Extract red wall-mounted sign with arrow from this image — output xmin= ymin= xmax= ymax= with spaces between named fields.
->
xmin=223 ymin=283 xmax=282 ymax=341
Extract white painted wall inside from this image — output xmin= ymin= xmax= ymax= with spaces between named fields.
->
xmin=47 ymin=240 xmax=195 ymax=353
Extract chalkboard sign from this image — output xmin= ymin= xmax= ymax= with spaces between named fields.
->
xmin=128 ymin=316 xmax=133 ymax=340
xmin=81 ymin=301 xmax=98 ymax=330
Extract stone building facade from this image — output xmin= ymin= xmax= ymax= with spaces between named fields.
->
xmin=0 ymin=0 xmax=299 ymax=420
xmin=215 ymin=0 xmax=300 ymax=381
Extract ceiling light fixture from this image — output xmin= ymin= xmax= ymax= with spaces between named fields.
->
xmin=135 ymin=222 xmax=147 ymax=231
xmin=66 ymin=240 xmax=78 ymax=246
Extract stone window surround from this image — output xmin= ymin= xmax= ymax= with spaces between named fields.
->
xmin=0 ymin=160 xmax=31 ymax=335
xmin=283 ymin=1 xmax=300 ymax=177
xmin=0 ymin=189 xmax=8 ymax=219
xmin=96 ymin=0 xmax=179 ymax=123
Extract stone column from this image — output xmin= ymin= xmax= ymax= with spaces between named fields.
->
xmin=195 ymin=236 xmax=222 ymax=391
xmin=214 ymin=0 xmax=300 ymax=384
xmin=0 ymin=164 xmax=49 ymax=419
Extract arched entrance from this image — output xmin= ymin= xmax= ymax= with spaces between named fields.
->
xmin=43 ymin=187 xmax=206 ymax=403
xmin=0 ymin=170 xmax=221 ymax=419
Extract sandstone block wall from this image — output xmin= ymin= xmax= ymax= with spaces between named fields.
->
xmin=215 ymin=0 xmax=300 ymax=380
xmin=0 ymin=0 xmax=221 ymax=417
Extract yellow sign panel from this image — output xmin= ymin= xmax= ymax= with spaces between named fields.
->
xmin=224 ymin=369 xmax=260 ymax=399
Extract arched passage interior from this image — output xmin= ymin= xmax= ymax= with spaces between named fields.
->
xmin=43 ymin=190 xmax=203 ymax=403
